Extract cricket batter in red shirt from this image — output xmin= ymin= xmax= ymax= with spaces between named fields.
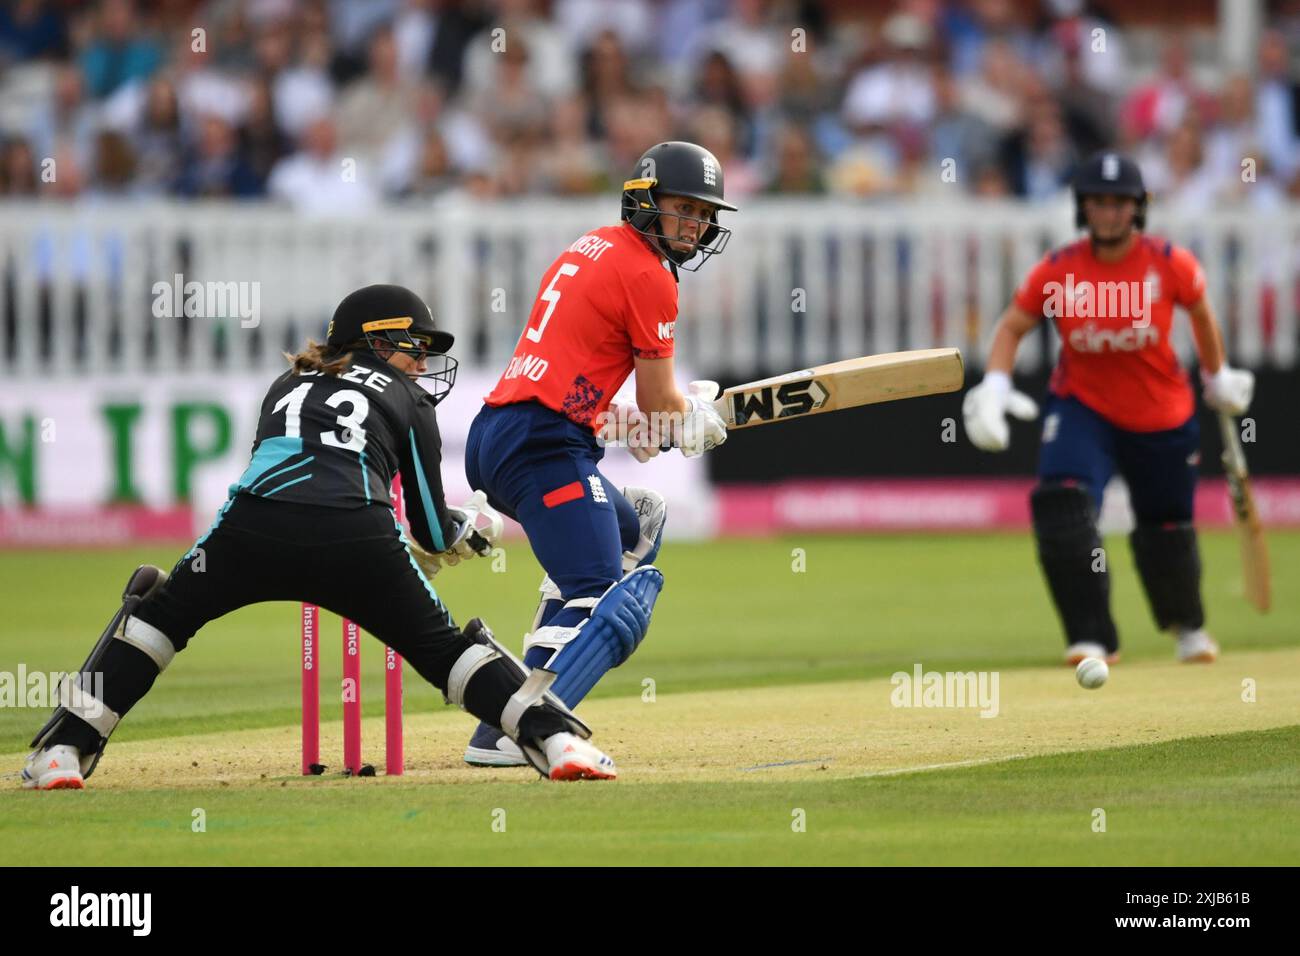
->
xmin=461 ymin=141 xmax=736 ymax=766
xmin=963 ymin=152 xmax=1255 ymax=666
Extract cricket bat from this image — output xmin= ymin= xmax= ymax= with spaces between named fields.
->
xmin=1219 ymin=412 xmax=1270 ymax=613
xmin=712 ymin=348 xmax=964 ymax=429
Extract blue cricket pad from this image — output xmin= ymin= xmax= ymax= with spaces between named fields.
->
xmin=549 ymin=566 xmax=664 ymax=706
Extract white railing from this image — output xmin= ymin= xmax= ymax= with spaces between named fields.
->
xmin=1 ymin=198 xmax=1296 ymax=378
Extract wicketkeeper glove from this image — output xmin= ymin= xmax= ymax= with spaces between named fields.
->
xmin=440 ymin=490 xmax=505 ymax=566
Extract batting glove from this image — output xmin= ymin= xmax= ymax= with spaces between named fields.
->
xmin=1201 ymin=365 xmax=1254 ymax=416
xmin=962 ymin=371 xmax=1039 ymax=452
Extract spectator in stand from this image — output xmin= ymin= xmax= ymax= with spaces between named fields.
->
xmin=555 ymin=0 xmax=656 ymax=58
xmin=1204 ymin=73 xmax=1278 ymax=208
xmin=44 ymin=142 xmax=86 ymax=198
xmin=1051 ymin=33 xmax=1116 ymax=158
xmin=0 ymin=0 xmax=69 ymax=61
xmin=239 ymin=78 xmax=292 ymax=190
xmin=1036 ymin=0 xmax=1128 ymax=96
xmin=1255 ymin=29 xmax=1299 ymax=188
xmin=835 ymin=13 xmax=938 ymax=198
xmin=842 ymin=13 xmax=937 ymax=134
xmin=690 ymin=49 xmax=756 ymax=158
xmin=774 ymin=42 xmax=848 ymax=164
xmin=267 ymin=115 xmax=379 ymax=214
xmin=581 ymin=29 xmax=635 ymax=141
xmin=271 ymin=20 xmax=333 ymax=140
xmin=87 ymin=130 xmax=138 ymax=198
xmin=683 ymin=0 xmax=785 ymax=96
xmin=941 ymin=0 xmax=1036 ymax=79
xmin=336 ymin=25 xmax=422 ymax=169
xmin=79 ymin=0 xmax=162 ymax=99
xmin=327 ymin=0 xmax=402 ymax=85
xmin=1001 ymin=93 xmax=1075 ymax=200
xmin=960 ymin=38 xmax=1030 ymax=136
xmin=417 ymin=0 xmax=492 ymax=98
xmin=127 ymin=76 xmax=186 ymax=196
xmin=176 ymin=114 xmax=263 ymax=199
xmin=400 ymin=128 xmax=457 ymax=199
xmin=379 ymin=80 xmax=492 ymax=195
xmin=929 ymin=64 xmax=998 ymax=182
xmin=460 ymin=0 xmax=577 ymax=102
xmin=468 ymin=32 xmax=550 ymax=153
xmin=538 ymin=94 xmax=606 ymax=195
xmin=28 ymin=63 xmax=99 ymax=174
xmin=686 ymin=104 xmax=760 ymax=199
xmin=599 ymin=90 xmax=672 ymax=183
xmin=1119 ymin=33 xmax=1215 ymax=145
xmin=0 ymin=138 xmax=39 ymax=195
xmin=764 ymin=123 xmax=824 ymax=194
xmin=1147 ymin=118 xmax=1217 ymax=213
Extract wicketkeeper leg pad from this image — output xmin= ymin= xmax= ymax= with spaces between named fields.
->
xmin=448 ymin=618 xmax=594 ymax=777
xmin=548 ymin=565 xmax=664 ymax=705
xmin=1130 ymin=522 xmax=1205 ymax=631
xmin=29 ymin=565 xmax=171 ymax=779
xmin=1030 ymin=482 xmax=1120 ymax=653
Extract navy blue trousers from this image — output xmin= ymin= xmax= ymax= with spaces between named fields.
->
xmin=466 ymin=402 xmax=641 ymax=615
xmin=1036 ymin=395 xmax=1199 ymax=522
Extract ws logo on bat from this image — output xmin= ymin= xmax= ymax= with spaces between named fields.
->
xmin=730 ymin=378 xmax=830 ymax=426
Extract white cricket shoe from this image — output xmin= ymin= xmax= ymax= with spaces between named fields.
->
xmin=1065 ymin=642 xmax=1119 ymax=666
xmin=1176 ymin=628 xmax=1219 ymax=663
xmin=543 ymin=733 xmax=616 ymax=781
xmin=21 ymin=744 xmax=86 ymax=791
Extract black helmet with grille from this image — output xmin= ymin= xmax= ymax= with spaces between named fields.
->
xmin=621 ymin=141 xmax=737 ymax=272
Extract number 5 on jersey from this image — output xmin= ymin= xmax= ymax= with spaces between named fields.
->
xmin=526 ymin=263 xmax=579 ymax=343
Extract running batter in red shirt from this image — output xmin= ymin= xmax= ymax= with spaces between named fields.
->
xmin=462 ymin=141 xmax=736 ymax=766
xmin=963 ymin=152 xmax=1255 ymax=666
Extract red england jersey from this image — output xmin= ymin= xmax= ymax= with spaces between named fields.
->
xmin=1013 ymin=236 xmax=1207 ymax=432
xmin=485 ymin=223 xmax=678 ymax=429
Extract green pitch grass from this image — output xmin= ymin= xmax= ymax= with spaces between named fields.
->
xmin=1 ymin=530 xmax=1297 ymax=865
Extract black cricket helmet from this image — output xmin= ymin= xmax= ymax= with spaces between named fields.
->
xmin=621 ymin=140 xmax=737 ymax=272
xmin=326 ymin=284 xmax=458 ymax=402
xmin=1073 ymin=151 xmax=1147 ymax=229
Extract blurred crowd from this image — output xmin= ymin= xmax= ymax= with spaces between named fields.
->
xmin=1 ymin=0 xmax=1299 ymax=213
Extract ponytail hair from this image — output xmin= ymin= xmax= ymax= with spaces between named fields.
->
xmin=284 ymin=339 xmax=356 ymax=376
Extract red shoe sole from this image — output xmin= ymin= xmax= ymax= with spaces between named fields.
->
xmin=549 ymin=761 xmax=616 ymax=781
xmin=43 ymin=778 xmax=84 ymax=790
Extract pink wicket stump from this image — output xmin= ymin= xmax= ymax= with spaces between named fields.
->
xmin=300 ymin=475 xmax=405 ymax=776
xmin=386 ymin=476 xmax=404 ymax=775
xmin=300 ymin=604 xmax=320 ymax=775
xmin=342 ymin=618 xmax=363 ymax=774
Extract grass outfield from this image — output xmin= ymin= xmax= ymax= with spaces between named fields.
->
xmin=1 ymin=530 xmax=1297 ymax=865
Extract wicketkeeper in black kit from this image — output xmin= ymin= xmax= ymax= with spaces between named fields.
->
xmin=23 ymin=285 xmax=617 ymax=789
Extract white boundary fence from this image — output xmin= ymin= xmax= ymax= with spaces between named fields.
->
xmin=1 ymin=198 xmax=1296 ymax=379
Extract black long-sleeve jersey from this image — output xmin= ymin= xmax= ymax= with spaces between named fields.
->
xmin=230 ymin=351 xmax=458 ymax=553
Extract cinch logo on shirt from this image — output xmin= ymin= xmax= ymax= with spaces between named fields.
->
xmin=1068 ymin=321 xmax=1161 ymax=353
xmin=1043 ymin=273 xmax=1158 ymax=325
xmin=657 ymin=321 xmax=675 ymax=341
